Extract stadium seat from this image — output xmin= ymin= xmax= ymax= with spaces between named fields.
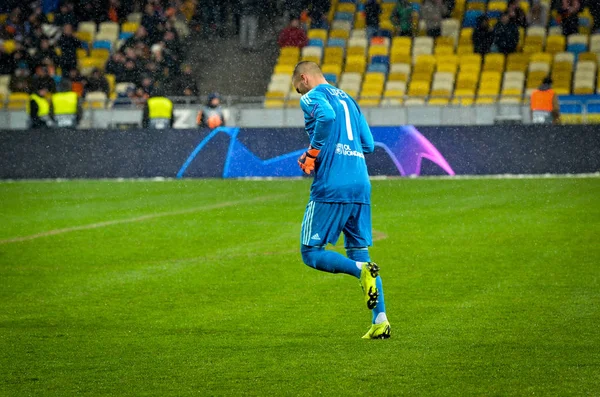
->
xmin=590 ymin=34 xmax=600 ymax=53
xmin=358 ymin=98 xmax=381 ymax=107
xmin=441 ymin=19 xmax=460 ymax=42
xmin=545 ymin=35 xmax=566 ymax=54
xmin=344 ymin=56 xmax=367 ymax=73
xmin=408 ymin=80 xmax=431 ymax=97
xmin=308 ymin=29 xmax=328 ymax=42
xmin=327 ymin=38 xmax=346 ymax=48
xmin=405 ymin=98 xmax=426 ymax=106
xmin=264 ymin=99 xmax=285 ymax=108
xmin=7 ymin=92 xmax=29 ymax=110
xmin=127 ymin=12 xmax=142 ymax=23
xmin=350 ymin=29 xmax=367 ymax=39
xmin=430 ymin=80 xmax=454 ymax=98
xmin=389 ymin=63 xmax=411 ymax=81
xmin=302 ymin=46 xmax=323 ymax=61
xmin=324 ymin=47 xmax=344 ymax=64
xmin=483 ymin=53 xmax=505 ymax=72
xmin=428 ymin=97 xmax=450 ymax=106
xmin=463 ymin=10 xmax=483 ymax=27
xmin=274 ymin=64 xmax=294 ymax=75
xmin=330 ymin=28 xmax=350 ymax=40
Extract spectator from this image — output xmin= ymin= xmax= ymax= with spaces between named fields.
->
xmin=123 ymin=26 xmax=151 ymax=50
xmin=12 ymin=44 xmax=34 ymax=73
xmin=391 ymin=0 xmax=413 ymax=36
xmin=530 ymin=76 xmax=560 ymax=124
xmin=590 ymin=0 xmax=600 ymax=33
xmin=161 ymin=30 xmax=183 ymax=72
xmin=529 ymin=0 xmax=549 ymax=27
xmin=9 ymin=66 xmax=31 ymax=93
xmin=57 ymin=24 xmax=83 ymax=73
xmin=277 ymin=17 xmax=308 ymax=48
xmin=84 ymin=68 xmax=110 ymax=95
xmin=67 ymin=68 xmax=85 ymax=97
xmin=421 ymin=0 xmax=448 ymax=37
xmin=31 ymin=65 xmax=56 ymax=93
xmin=308 ymin=0 xmax=331 ymax=30
xmin=141 ymin=3 xmax=160 ymax=36
xmin=443 ymin=0 xmax=455 ymax=18
xmin=0 ymin=45 xmax=14 ymax=75
xmin=33 ymin=37 xmax=60 ymax=68
xmin=473 ymin=15 xmax=495 ymax=55
xmin=23 ymin=25 xmax=45 ymax=52
xmin=119 ymin=59 xmax=140 ymax=83
xmin=493 ymin=12 xmax=519 ymax=54
xmin=508 ymin=0 xmax=528 ymax=28
xmin=142 ymin=89 xmax=174 ymax=129
xmin=107 ymin=0 xmax=124 ymax=23
xmin=139 ymin=75 xmax=155 ymax=97
xmin=239 ymin=0 xmax=261 ymax=51
xmin=283 ymin=0 xmax=305 ymax=23
xmin=365 ymin=0 xmax=382 ymax=40
xmin=105 ymin=52 xmax=126 ymax=80
xmin=28 ymin=86 xmax=52 ymax=129
xmin=170 ymin=64 xmax=199 ymax=96
xmin=196 ymin=92 xmax=225 ymax=129
xmin=54 ymin=2 xmax=78 ymax=27
xmin=559 ymin=0 xmax=580 ymax=36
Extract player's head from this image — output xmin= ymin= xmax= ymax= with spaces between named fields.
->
xmin=292 ymin=61 xmax=327 ymax=95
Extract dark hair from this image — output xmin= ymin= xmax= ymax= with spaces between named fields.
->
xmin=542 ymin=76 xmax=553 ymax=85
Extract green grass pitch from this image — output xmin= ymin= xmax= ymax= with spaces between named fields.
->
xmin=1 ymin=178 xmax=599 ymax=395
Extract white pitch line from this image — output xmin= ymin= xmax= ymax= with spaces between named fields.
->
xmin=0 ymin=195 xmax=287 ymax=245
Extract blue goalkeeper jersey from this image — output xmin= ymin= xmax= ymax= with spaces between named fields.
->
xmin=300 ymin=84 xmax=375 ymax=204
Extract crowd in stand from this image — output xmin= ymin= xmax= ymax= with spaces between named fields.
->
xmin=0 ymin=0 xmax=196 ymax=106
xmin=277 ymin=0 xmax=600 ymax=57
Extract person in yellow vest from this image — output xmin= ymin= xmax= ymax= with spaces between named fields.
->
xmin=51 ymin=80 xmax=82 ymax=129
xmin=530 ymin=77 xmax=560 ymax=124
xmin=196 ymin=92 xmax=225 ymax=129
xmin=28 ymin=87 xmax=53 ymax=129
xmin=142 ymin=91 xmax=174 ymax=129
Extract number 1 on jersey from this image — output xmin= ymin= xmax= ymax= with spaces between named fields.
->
xmin=339 ymin=99 xmax=354 ymax=141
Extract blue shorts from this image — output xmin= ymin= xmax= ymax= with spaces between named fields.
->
xmin=300 ymin=201 xmax=372 ymax=248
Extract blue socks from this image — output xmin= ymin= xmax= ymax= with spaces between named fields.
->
xmin=301 ymin=245 xmax=361 ymax=278
xmin=302 ymin=245 xmax=387 ymax=324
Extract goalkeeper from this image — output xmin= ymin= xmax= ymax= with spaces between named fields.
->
xmin=293 ymin=61 xmax=390 ymax=339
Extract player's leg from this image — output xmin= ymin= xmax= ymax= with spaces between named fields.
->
xmin=344 ymin=204 xmax=390 ymax=339
xmin=300 ymin=201 xmax=361 ymax=278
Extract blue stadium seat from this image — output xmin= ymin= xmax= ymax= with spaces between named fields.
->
xmin=327 ymin=38 xmax=346 ymax=47
xmin=463 ymin=10 xmax=484 ymax=27
xmin=119 ymin=32 xmax=133 ymax=40
xmin=368 ymin=63 xmax=388 ymax=73
xmin=335 ymin=12 xmax=354 ymax=21
xmin=308 ymin=38 xmax=324 ymax=47
xmin=487 ymin=10 xmax=502 ymax=19
xmin=377 ymin=29 xmax=392 ymax=38
xmin=371 ymin=55 xmax=390 ymax=66
xmin=323 ymin=73 xmax=338 ymax=84
xmin=92 ymin=40 xmax=112 ymax=50
xmin=567 ymin=43 xmax=587 ymax=58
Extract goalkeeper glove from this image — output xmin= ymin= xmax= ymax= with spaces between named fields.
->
xmin=298 ymin=147 xmax=320 ymax=175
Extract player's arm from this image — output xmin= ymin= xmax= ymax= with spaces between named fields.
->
xmin=302 ymin=91 xmax=336 ymax=150
xmin=298 ymin=92 xmax=335 ymax=174
xmin=358 ymin=113 xmax=375 ymax=153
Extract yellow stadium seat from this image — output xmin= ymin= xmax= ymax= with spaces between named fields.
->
xmin=106 ymin=74 xmax=116 ymax=94
xmin=323 ymin=49 xmax=343 ymax=65
xmin=281 ymin=47 xmax=300 ymax=57
xmin=337 ymin=3 xmax=356 ymax=13
xmin=434 ymin=45 xmax=454 ymax=55
xmin=3 ymin=40 xmax=16 ymax=54
xmin=354 ymin=13 xmax=366 ymax=29
xmin=264 ymin=99 xmax=285 ymax=108
xmin=76 ymin=48 xmax=88 ymax=59
xmin=8 ymin=93 xmax=29 ymax=110
xmin=364 ymin=72 xmax=386 ymax=84
xmin=578 ymin=52 xmax=598 ymax=64
xmin=459 ymin=28 xmax=473 ymax=45
xmin=392 ymin=37 xmax=412 ymax=52
xmin=387 ymin=72 xmax=407 ymax=82
xmin=408 ymin=81 xmax=431 ymax=97
xmin=452 ymin=95 xmax=474 ymax=106
xmin=529 ymin=52 xmax=552 ymax=65
xmin=265 ymin=90 xmax=286 ymax=100
xmin=390 ymin=51 xmax=411 ymax=64
xmin=428 ymin=98 xmax=450 ymax=106
xmin=285 ymin=99 xmax=301 ymax=108
xmin=475 ymin=96 xmax=496 ymax=105
xmin=347 ymin=46 xmax=366 ymax=57
xmin=545 ymin=35 xmax=566 ymax=54
xmin=91 ymin=48 xmax=110 ymax=60
xmin=344 ymin=56 xmax=367 ymax=73
xmin=121 ymin=22 xmax=138 ymax=33
xmin=368 ymin=45 xmax=389 ymax=60
xmin=384 ymin=89 xmax=406 ymax=99
xmin=301 ymin=56 xmax=321 ymax=64
xmin=322 ymin=64 xmax=342 ymax=78
xmin=483 ymin=53 xmax=505 ymax=72
xmin=274 ymin=64 xmax=294 ymax=74
xmin=277 ymin=55 xmax=298 ymax=66
xmin=358 ymin=98 xmax=381 ymax=107
xmin=308 ymin=29 xmax=328 ymax=42
xmin=457 ymin=44 xmax=474 ymax=54
xmin=75 ymin=31 xmax=93 ymax=44
xmin=488 ymin=0 xmax=507 ymax=12
xmin=330 ymin=29 xmax=350 ymax=40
